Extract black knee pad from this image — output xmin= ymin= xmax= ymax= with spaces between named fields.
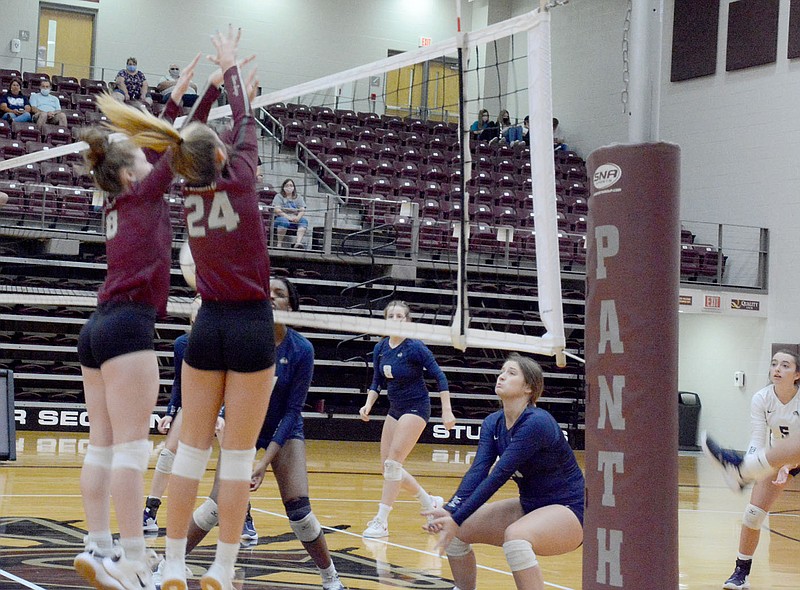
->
xmin=284 ymin=496 xmax=312 ymax=521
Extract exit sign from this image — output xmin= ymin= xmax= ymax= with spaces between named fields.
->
xmin=420 ymin=36 xmax=432 ymax=47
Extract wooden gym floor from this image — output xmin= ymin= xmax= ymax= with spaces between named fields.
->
xmin=0 ymin=431 xmax=798 ymax=589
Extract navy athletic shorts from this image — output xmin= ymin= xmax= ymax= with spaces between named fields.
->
xmin=388 ymin=396 xmax=431 ymax=422
xmin=521 ymin=496 xmax=585 ymax=526
xmin=184 ymin=300 xmax=275 ymax=372
xmin=78 ymin=301 xmax=156 ymax=369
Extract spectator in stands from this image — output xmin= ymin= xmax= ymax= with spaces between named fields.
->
xmin=424 ymin=354 xmax=584 ymax=590
xmin=30 ymin=79 xmax=67 ymax=129
xmin=0 ymin=78 xmax=32 ymax=122
xmin=359 ymin=300 xmax=456 ymax=538
xmin=469 ymin=108 xmax=498 ymax=141
xmin=113 ymin=57 xmax=152 ymax=106
xmin=553 ymin=117 xmax=567 ymax=151
xmin=174 ymin=277 xmax=346 ymax=590
xmin=157 ymin=63 xmax=198 ymax=107
xmin=522 ymin=115 xmax=530 ymax=146
xmin=0 ymin=192 xmax=7 ymax=209
xmin=272 ymin=178 xmax=308 ymax=249
xmin=71 ymin=59 xmax=199 ymax=590
xmin=499 ymin=109 xmax=523 ymax=145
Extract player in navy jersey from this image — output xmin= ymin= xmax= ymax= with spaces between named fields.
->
xmin=359 ymin=300 xmax=455 ymax=538
xmin=166 ymin=278 xmax=345 ymax=590
xmin=104 ymin=27 xmax=275 ymax=590
xmin=704 ymin=350 xmax=800 ymax=590
xmin=72 ymin=58 xmax=200 ymax=590
xmin=424 ymin=354 xmax=584 ymax=590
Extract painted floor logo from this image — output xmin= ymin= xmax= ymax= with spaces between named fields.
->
xmin=0 ymin=517 xmax=455 ymax=589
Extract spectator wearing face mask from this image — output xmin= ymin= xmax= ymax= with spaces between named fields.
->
xmin=30 ymin=79 xmax=67 ymax=129
xmin=157 ymin=63 xmax=199 ymax=107
xmin=469 ymin=108 xmax=498 ymax=141
xmin=113 ymin=57 xmax=152 ymax=106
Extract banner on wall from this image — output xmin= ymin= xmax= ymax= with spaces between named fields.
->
xmin=678 ymin=288 xmax=766 ymax=316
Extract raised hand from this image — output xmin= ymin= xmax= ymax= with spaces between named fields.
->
xmin=208 ymin=54 xmax=256 ymax=89
xmin=208 ymin=24 xmax=241 ymax=73
xmin=170 ymin=53 xmax=201 ymax=105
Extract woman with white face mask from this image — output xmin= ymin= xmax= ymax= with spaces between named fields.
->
xmin=157 ymin=63 xmax=199 ymax=107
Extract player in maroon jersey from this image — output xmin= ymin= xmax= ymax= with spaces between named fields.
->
xmin=100 ymin=27 xmax=274 ymax=590
xmin=71 ymin=57 xmax=200 ymax=590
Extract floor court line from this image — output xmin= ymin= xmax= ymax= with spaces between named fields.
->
xmin=251 ymin=507 xmax=578 ymax=590
xmin=0 ymin=569 xmax=47 ymax=590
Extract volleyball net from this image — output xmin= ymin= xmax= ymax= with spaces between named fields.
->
xmin=0 ymin=7 xmax=569 ymax=362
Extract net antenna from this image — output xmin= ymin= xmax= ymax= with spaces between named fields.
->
xmin=0 ymin=7 xmax=567 ymax=362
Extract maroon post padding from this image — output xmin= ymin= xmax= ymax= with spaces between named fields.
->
xmin=582 ymin=143 xmax=680 ymax=589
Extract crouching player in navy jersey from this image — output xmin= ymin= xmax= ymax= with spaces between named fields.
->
xmin=425 ymin=354 xmax=584 ymax=590
xmin=176 ymin=278 xmax=346 ymax=590
xmin=359 ymin=300 xmax=456 ymax=538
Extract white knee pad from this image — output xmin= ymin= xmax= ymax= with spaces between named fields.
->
xmin=218 ymin=447 xmax=256 ymax=481
xmin=383 ymin=459 xmax=403 ymax=482
xmin=503 ymin=539 xmax=538 ymax=572
xmin=290 ymin=512 xmax=323 ymax=543
xmin=172 ymin=442 xmax=212 ymax=481
xmin=445 ymin=537 xmax=473 ymax=557
xmin=742 ymin=504 xmax=767 ymax=530
xmin=84 ymin=444 xmax=114 ymax=469
xmin=155 ymin=448 xmax=176 ymax=475
xmin=111 ymin=439 xmax=150 ymax=473
xmin=193 ymin=497 xmax=219 ymax=531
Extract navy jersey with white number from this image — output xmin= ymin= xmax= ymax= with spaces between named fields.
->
xmin=445 ymin=407 xmax=585 ymax=526
xmin=369 ymin=337 xmax=449 ymax=407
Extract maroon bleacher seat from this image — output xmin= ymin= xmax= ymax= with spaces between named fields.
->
xmin=62 ymin=109 xmax=83 ymax=128
xmin=41 ymin=162 xmax=74 ymax=186
xmin=83 ymin=110 xmax=109 ymax=125
xmin=327 ymin=123 xmax=354 ymax=141
xmin=405 ymin=118 xmax=430 ymax=134
xmin=266 ymin=102 xmax=287 ymax=120
xmin=22 ymin=72 xmax=49 ymax=91
xmin=375 ymin=145 xmax=398 ymax=162
xmin=393 ymin=178 xmax=418 ymax=199
xmin=79 ymin=78 xmax=107 ymax=94
xmin=12 ymin=121 xmax=40 ymax=142
xmin=287 ymin=103 xmax=312 ymax=121
xmin=0 ymin=138 xmax=26 ymax=159
xmin=280 ymin=119 xmax=304 ymax=148
xmin=341 ymin=173 xmax=368 ymax=197
xmin=0 ymin=69 xmax=21 ymax=88
xmin=0 ymin=119 xmax=10 ymax=138
xmin=420 ymin=180 xmax=444 ymax=199
xmin=396 ymin=161 xmax=419 ymax=180
xmin=25 ymin=141 xmax=52 ymax=157
xmin=425 ymin=148 xmax=448 ymax=165
xmin=421 ymin=197 xmax=442 ymax=219
xmin=355 ymin=127 xmax=377 ymax=143
xmin=51 ymin=75 xmax=80 ymax=94
xmin=312 ymin=106 xmax=336 ymax=123
xmin=366 ymin=175 xmax=393 ymax=195
xmin=357 ymin=112 xmax=381 ymax=128
xmin=334 ymin=109 xmax=358 ymax=126
xmin=388 ymin=214 xmax=413 ymax=249
xmin=42 ymin=124 xmax=71 ymax=146
xmin=346 ymin=156 xmax=371 ymax=175
xmin=373 ymin=159 xmax=395 ymax=178
xmin=400 ymin=131 xmax=424 ymax=147
xmin=420 ymin=217 xmax=447 ymax=250
xmin=421 ymin=164 xmax=448 ymax=183
xmin=71 ymin=164 xmax=95 ymax=189
xmin=0 ymin=179 xmax=27 ymax=222
xmin=325 ymin=138 xmax=353 ymax=157
xmin=376 ymin=129 xmax=402 ymax=145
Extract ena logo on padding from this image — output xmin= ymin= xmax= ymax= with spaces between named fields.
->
xmin=593 ymin=163 xmax=622 ymax=190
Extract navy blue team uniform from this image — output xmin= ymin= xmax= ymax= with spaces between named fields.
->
xmin=445 ymin=407 xmax=585 ymax=526
xmin=165 ymin=334 xmax=189 ymax=418
xmin=256 ymin=328 xmax=313 ymax=449
xmin=370 ymin=337 xmax=449 ymax=422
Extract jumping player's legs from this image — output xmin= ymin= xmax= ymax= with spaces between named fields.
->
xmin=80 ymin=366 xmax=113 ymax=543
xmin=164 ymin=364 xmax=224 ymax=582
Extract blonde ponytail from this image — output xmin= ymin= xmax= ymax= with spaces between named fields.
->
xmin=95 ymin=93 xmax=181 ymax=153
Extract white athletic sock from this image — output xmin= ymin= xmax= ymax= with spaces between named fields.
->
xmin=737 ymin=553 xmax=753 ymax=561
xmin=319 ymin=562 xmax=338 ymax=584
xmin=165 ymin=537 xmax=187 ymax=563
xmin=376 ymin=503 xmax=392 ymax=522
xmin=87 ymin=531 xmax=114 ymax=553
xmin=120 ymin=537 xmax=145 ymax=563
xmin=214 ymin=540 xmax=240 ymax=575
xmin=415 ymin=489 xmax=434 ymax=510
xmin=741 ymin=449 xmax=773 ymax=480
